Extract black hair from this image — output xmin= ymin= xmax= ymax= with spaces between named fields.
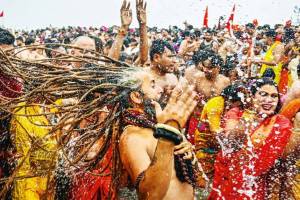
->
xmin=183 ymin=31 xmax=190 ymax=38
xmin=262 ymin=68 xmax=276 ymax=80
xmin=16 ymin=36 xmax=24 ymax=42
xmin=0 ymin=28 xmax=15 ymax=45
xmin=283 ymin=28 xmax=295 ymax=43
xmin=89 ymin=36 xmax=103 ymax=53
xmin=221 ymin=59 xmax=236 ymax=77
xmin=192 ymin=50 xmax=223 ymax=67
xmin=192 ymin=50 xmax=210 ymax=66
xmin=265 ymin=29 xmax=276 ymax=39
xmin=221 ymin=82 xmax=245 ymax=104
xmin=104 ymin=39 xmax=114 ymax=49
xmin=246 ymin=23 xmax=255 ymax=29
xmin=25 ymin=37 xmax=35 ymax=45
xmin=149 ymin=39 xmax=174 ymax=61
xmin=250 ymin=78 xmax=281 ymax=113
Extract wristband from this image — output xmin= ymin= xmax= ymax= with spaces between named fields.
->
xmin=155 ymin=123 xmax=182 ymax=135
xmin=154 ymin=127 xmax=183 ymax=145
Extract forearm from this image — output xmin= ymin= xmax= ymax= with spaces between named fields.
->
xmin=139 ymin=24 xmax=148 ymax=65
xmin=260 ymin=60 xmax=277 ymax=66
xmin=138 ymin=139 xmax=174 ymax=200
xmin=108 ymin=25 xmax=128 ymax=60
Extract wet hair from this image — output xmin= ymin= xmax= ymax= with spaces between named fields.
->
xmin=283 ymin=28 xmax=295 ymax=43
xmin=222 ymin=83 xmax=243 ymax=103
xmin=193 ymin=50 xmax=223 ymax=68
xmin=262 ymin=68 xmax=276 ymax=80
xmin=0 ymin=28 xmax=15 ymax=45
xmin=25 ymin=37 xmax=35 ymax=45
xmin=246 ymin=23 xmax=255 ymax=29
xmin=150 ymin=39 xmax=174 ymax=61
xmin=222 ymin=60 xmax=236 ymax=77
xmin=265 ymin=29 xmax=276 ymax=39
xmin=16 ymin=36 xmax=24 ymax=42
xmin=183 ymin=31 xmax=191 ymax=38
xmin=249 ymin=78 xmax=281 ymax=113
xmin=192 ymin=50 xmax=209 ymax=66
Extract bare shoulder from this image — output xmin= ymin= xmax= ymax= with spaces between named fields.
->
xmin=165 ymin=73 xmax=179 ymax=84
xmin=120 ymin=125 xmax=154 ymax=146
xmin=218 ymin=74 xmax=230 ymax=85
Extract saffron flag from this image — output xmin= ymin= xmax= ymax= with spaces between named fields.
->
xmin=226 ymin=5 xmax=235 ymax=32
xmin=203 ymin=6 xmax=208 ymax=28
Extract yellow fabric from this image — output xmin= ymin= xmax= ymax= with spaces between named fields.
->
xmin=200 ymin=96 xmax=224 ymax=132
xmin=11 ymin=102 xmax=57 ymax=200
xmin=259 ymin=41 xmax=283 ymax=84
xmin=195 ymin=96 xmax=224 ymax=175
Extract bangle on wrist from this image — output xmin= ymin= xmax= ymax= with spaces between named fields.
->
xmin=155 ymin=123 xmax=182 ymax=135
xmin=154 ymin=124 xmax=183 ymax=145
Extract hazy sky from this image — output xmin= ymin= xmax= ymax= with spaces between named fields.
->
xmin=0 ymin=0 xmax=299 ymax=30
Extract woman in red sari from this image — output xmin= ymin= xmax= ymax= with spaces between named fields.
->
xmin=209 ymin=78 xmax=292 ymax=200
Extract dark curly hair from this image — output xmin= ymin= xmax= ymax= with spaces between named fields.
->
xmin=0 ymin=28 xmax=15 ymax=45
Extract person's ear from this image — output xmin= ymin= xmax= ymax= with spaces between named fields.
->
xmin=130 ymin=91 xmax=143 ymax=105
xmin=153 ymin=53 xmax=161 ymax=63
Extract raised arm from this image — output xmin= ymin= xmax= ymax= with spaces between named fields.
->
xmin=120 ymin=80 xmax=197 ymax=199
xmin=108 ymin=0 xmax=132 ymax=60
xmin=136 ymin=0 xmax=148 ymax=65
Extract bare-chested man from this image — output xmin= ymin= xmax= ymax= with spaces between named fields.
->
xmin=145 ymin=39 xmax=179 ymax=100
xmin=185 ymin=50 xmax=230 ymax=102
xmin=119 ymin=74 xmax=198 ymax=200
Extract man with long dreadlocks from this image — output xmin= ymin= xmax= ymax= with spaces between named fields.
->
xmin=119 ymin=74 xmax=199 ymax=199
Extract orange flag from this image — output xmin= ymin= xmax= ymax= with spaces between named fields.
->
xmin=203 ymin=6 xmax=208 ymax=28
xmin=226 ymin=5 xmax=235 ymax=32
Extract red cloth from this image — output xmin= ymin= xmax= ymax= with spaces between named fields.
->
xmin=209 ymin=114 xmax=292 ymax=200
xmin=226 ymin=5 xmax=236 ymax=32
xmin=70 ymin=147 xmax=116 ymax=200
xmin=0 ymin=72 xmax=22 ymax=98
xmin=187 ymin=116 xmax=197 ymax=144
xmin=278 ymin=67 xmax=289 ymax=96
xmin=203 ymin=6 xmax=208 ymax=28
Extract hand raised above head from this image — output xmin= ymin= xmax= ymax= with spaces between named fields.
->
xmin=136 ymin=0 xmax=147 ymax=25
xmin=120 ymin=0 xmax=132 ymax=28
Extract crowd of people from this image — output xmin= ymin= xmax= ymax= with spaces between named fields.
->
xmin=0 ymin=0 xmax=300 ymax=199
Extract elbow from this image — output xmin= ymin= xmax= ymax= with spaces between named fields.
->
xmin=138 ymin=178 xmax=171 ymax=200
xmin=138 ymin=186 xmax=169 ymax=200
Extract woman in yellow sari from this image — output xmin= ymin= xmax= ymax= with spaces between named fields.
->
xmin=10 ymin=102 xmax=57 ymax=200
xmin=195 ymin=83 xmax=244 ymax=180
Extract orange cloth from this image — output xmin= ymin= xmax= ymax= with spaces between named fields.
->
xmin=278 ymin=67 xmax=289 ymax=96
xmin=280 ymin=98 xmax=300 ymax=120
